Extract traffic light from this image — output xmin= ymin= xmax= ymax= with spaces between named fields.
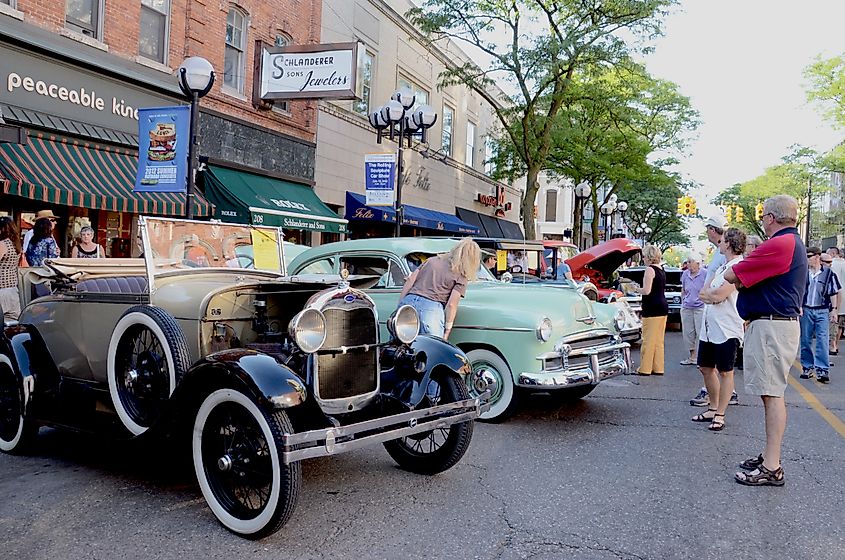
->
xmin=682 ymin=196 xmax=693 ymax=216
xmin=688 ymin=197 xmax=697 ymax=215
xmin=734 ymin=206 xmax=744 ymax=222
xmin=725 ymin=205 xmax=733 ymax=223
xmin=677 ymin=197 xmax=685 ymax=215
xmin=755 ymin=202 xmax=764 ymax=220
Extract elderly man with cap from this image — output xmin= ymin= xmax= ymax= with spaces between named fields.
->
xmin=690 ymin=215 xmax=739 ymax=406
xmin=22 ymin=209 xmax=58 ymax=254
xmin=799 ymin=246 xmax=840 ymax=383
xmin=680 ymin=251 xmax=707 ymax=365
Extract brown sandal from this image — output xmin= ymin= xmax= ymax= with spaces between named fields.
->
xmin=734 ymin=464 xmax=785 ymax=486
xmin=739 ymin=454 xmax=764 ymax=470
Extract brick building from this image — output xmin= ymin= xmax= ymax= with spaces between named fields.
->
xmin=0 ymin=0 xmax=340 ymax=255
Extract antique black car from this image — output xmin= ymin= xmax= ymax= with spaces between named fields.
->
xmin=0 ymin=218 xmax=488 ymax=539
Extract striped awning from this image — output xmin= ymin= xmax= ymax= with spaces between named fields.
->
xmin=0 ymin=133 xmax=212 ymax=216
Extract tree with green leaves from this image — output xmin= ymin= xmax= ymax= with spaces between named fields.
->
xmin=407 ymin=0 xmax=677 ymax=238
xmin=805 ymin=54 xmax=845 ymax=128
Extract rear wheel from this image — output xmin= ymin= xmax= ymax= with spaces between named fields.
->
xmin=193 ymin=388 xmax=301 ymax=539
xmin=0 ymin=355 xmax=38 ymax=454
xmin=384 ymin=374 xmax=474 ymax=475
xmin=107 ymin=306 xmax=191 ymax=436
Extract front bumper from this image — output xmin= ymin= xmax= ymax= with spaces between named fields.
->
xmin=280 ymin=390 xmax=490 ymax=464
xmin=518 ymin=341 xmax=630 ymax=389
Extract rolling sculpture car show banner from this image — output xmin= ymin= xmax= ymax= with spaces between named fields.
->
xmin=134 ymin=106 xmax=189 ymax=193
xmin=364 ymin=153 xmax=396 ymax=207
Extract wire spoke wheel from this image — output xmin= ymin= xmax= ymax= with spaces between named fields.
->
xmin=0 ymin=356 xmax=37 ymax=454
xmin=384 ymin=374 xmax=474 ymax=475
xmin=193 ymin=389 xmax=300 ymax=539
xmin=115 ymin=325 xmax=170 ymax=427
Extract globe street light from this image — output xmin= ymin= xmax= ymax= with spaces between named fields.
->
xmin=369 ymin=89 xmax=438 ymax=236
xmin=600 ymin=202 xmax=614 ymax=242
xmin=177 ymin=56 xmax=215 ymax=220
xmin=616 ymin=200 xmax=628 ymax=237
xmin=573 ymin=182 xmax=591 ymax=250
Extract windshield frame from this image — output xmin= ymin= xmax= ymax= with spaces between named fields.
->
xmin=140 ymin=216 xmax=286 ymax=293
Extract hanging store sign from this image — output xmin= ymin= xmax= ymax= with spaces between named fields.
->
xmin=477 ymin=184 xmax=513 ymax=211
xmin=254 ymin=41 xmax=357 ymax=102
xmin=134 ymin=106 xmax=190 ymax=193
xmin=364 ymin=153 xmax=396 ymax=207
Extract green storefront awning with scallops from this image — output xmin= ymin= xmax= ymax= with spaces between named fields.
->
xmin=203 ymin=164 xmax=347 ymax=233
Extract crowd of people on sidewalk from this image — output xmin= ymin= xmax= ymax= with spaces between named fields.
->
xmin=634 ymin=194 xmax=839 ymax=488
xmin=0 ymin=209 xmax=106 ymax=322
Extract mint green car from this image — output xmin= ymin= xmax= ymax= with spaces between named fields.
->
xmin=289 ymin=238 xmax=631 ymax=420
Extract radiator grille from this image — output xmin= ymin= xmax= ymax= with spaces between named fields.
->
xmin=566 ymin=333 xmax=615 ymax=351
xmin=316 ymin=303 xmax=378 ymax=400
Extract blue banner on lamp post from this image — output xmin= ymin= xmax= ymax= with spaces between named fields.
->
xmin=364 ymin=153 xmax=396 ymax=206
xmin=134 ymin=106 xmax=190 ymax=193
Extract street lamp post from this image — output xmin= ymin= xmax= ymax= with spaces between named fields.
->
xmin=616 ymin=200 xmax=628 ymax=237
xmin=177 ymin=57 xmax=215 ymax=220
xmin=573 ymin=182 xmax=591 ymax=250
xmin=369 ymin=89 xmax=438 ymax=237
xmin=635 ymin=224 xmax=652 ymax=246
xmin=600 ymin=193 xmax=617 ymax=242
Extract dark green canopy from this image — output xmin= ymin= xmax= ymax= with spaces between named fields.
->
xmin=204 ymin=165 xmax=347 ymax=233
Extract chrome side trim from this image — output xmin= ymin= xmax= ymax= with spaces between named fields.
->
xmin=280 ymin=390 xmax=491 ymax=464
xmin=451 ymin=325 xmax=533 ymax=332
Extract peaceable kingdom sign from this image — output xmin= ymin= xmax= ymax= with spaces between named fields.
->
xmin=255 ymin=41 xmax=358 ymax=102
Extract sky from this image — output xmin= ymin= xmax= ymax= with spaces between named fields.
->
xmin=644 ymin=0 xmax=845 ymax=219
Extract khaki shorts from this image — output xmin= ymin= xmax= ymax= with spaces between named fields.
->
xmin=744 ymin=319 xmax=800 ymax=397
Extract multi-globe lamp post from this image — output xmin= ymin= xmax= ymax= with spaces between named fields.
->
xmin=635 ymin=224 xmax=652 ymax=246
xmin=573 ymin=182 xmax=592 ymax=249
xmin=368 ymin=88 xmax=438 ymax=236
xmin=599 ymin=194 xmax=629 ymax=240
xmin=176 ymin=56 xmax=215 ymax=220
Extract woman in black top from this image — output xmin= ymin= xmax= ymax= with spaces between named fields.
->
xmin=636 ymin=244 xmax=669 ymax=375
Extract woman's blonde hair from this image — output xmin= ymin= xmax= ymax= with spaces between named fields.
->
xmin=642 ymin=244 xmax=662 ymax=265
xmin=445 ymin=237 xmax=481 ymax=281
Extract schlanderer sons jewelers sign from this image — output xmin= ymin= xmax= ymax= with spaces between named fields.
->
xmin=254 ymin=41 xmax=358 ymax=103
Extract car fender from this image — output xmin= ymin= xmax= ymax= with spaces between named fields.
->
xmin=0 ymin=326 xmax=46 ymax=417
xmin=175 ymin=349 xmax=307 ymax=411
xmin=405 ymin=335 xmax=472 ymax=406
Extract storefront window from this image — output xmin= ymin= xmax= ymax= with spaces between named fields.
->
xmin=224 ymin=8 xmax=247 ymax=93
xmin=441 ymin=104 xmax=454 ymax=157
xmin=66 ymin=0 xmax=101 ymax=39
xmin=353 ymin=49 xmax=375 ymax=116
xmin=139 ymin=0 xmax=170 ymax=64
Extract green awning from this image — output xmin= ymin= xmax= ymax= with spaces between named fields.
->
xmin=203 ymin=165 xmax=347 ymax=233
xmin=0 ymin=133 xmax=212 ymax=216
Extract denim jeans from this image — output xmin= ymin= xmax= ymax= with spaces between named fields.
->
xmin=399 ymin=294 xmax=445 ymax=337
xmin=800 ymin=307 xmax=830 ymax=374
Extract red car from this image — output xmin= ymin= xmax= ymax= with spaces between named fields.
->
xmin=561 ymin=238 xmax=642 ymax=306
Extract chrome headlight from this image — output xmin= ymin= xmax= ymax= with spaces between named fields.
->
xmin=614 ymin=307 xmax=628 ymax=331
xmin=288 ymin=308 xmax=327 ymax=353
xmin=536 ymin=317 xmax=553 ymax=342
xmin=388 ymin=304 xmax=420 ymax=344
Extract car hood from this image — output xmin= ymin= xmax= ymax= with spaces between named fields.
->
xmin=566 ymin=238 xmax=642 ymax=279
xmin=461 ymin=280 xmax=613 ymax=335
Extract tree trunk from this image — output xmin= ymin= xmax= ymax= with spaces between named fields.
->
xmin=521 ymin=165 xmax=540 ymax=239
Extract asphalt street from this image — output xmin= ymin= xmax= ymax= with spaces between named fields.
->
xmin=1 ymin=329 xmax=843 ymax=560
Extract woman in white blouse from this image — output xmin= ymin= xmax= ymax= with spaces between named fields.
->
xmin=691 ymin=228 xmax=747 ymax=431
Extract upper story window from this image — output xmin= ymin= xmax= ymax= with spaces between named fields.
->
xmin=397 ymin=76 xmax=429 ymax=110
xmin=465 ymin=121 xmax=476 ymax=167
xmin=484 ymin=136 xmax=496 ymax=175
xmin=66 ymin=0 xmax=101 ymax=39
xmin=441 ymin=104 xmax=454 ymax=157
xmin=1 ymin=0 xmax=17 ymax=7
xmin=272 ymin=33 xmax=291 ymax=112
xmin=139 ymin=0 xmax=170 ymax=64
xmin=224 ymin=7 xmax=248 ymax=94
xmin=545 ymin=189 xmax=558 ymax=222
xmin=353 ymin=49 xmax=375 ymax=116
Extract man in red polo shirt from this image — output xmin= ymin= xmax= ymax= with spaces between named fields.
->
xmin=724 ymin=195 xmax=806 ymax=486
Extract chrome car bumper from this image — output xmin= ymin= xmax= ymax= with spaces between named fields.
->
xmin=280 ymin=390 xmax=490 ymax=464
xmin=518 ymin=341 xmax=631 ymax=389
